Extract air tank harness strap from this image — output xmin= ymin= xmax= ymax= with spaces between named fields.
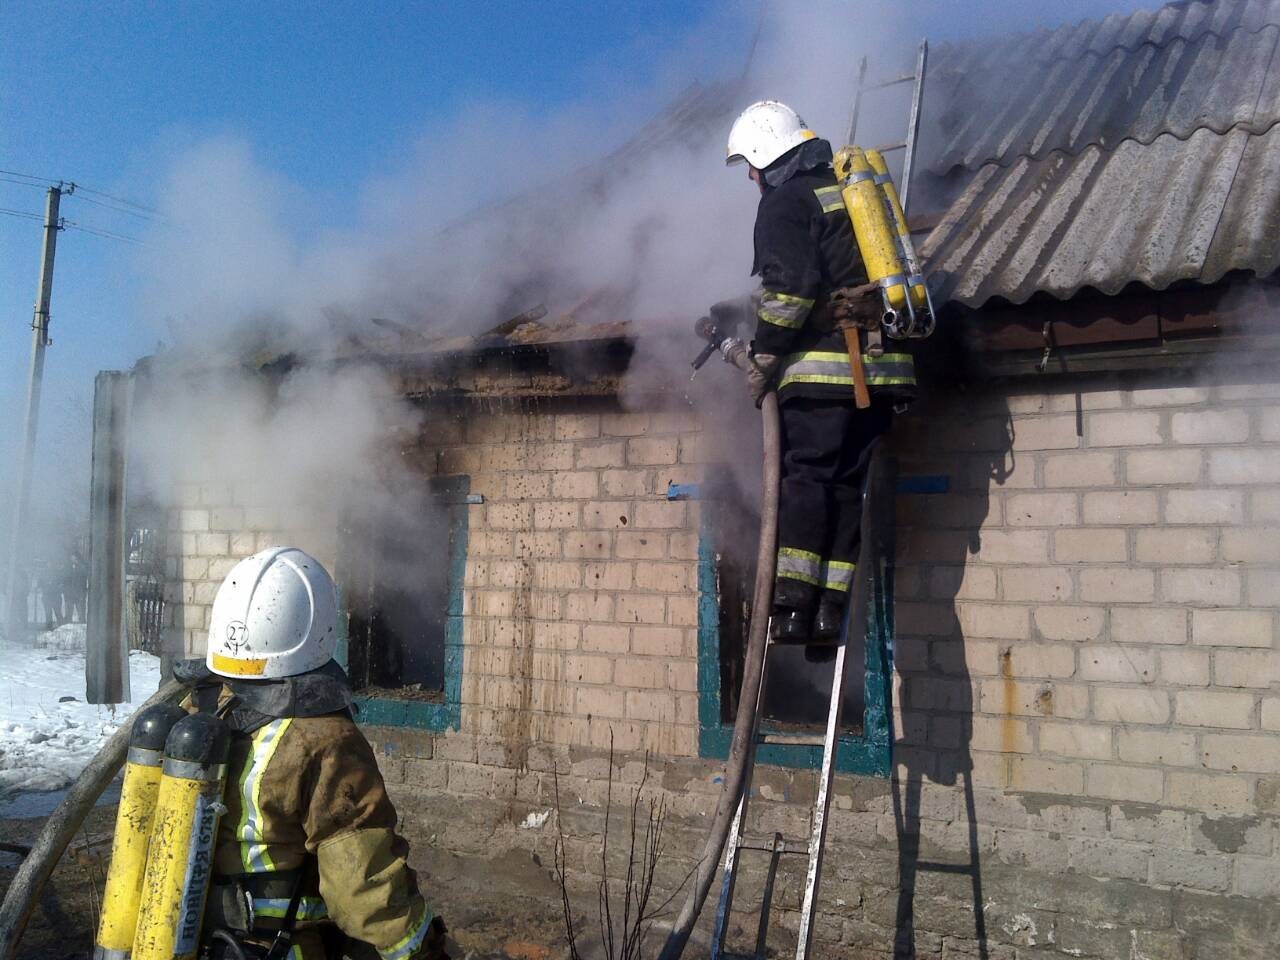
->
xmin=204 ymin=865 xmax=316 ymax=960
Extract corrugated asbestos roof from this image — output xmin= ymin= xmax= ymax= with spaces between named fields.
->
xmin=919 ymin=0 xmax=1280 ymax=307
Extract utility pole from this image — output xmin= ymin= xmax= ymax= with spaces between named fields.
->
xmin=4 ymin=184 xmax=69 ymax=643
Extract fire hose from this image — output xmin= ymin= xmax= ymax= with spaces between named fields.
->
xmin=660 ymin=330 xmax=781 ymax=960
xmin=0 ymin=678 xmax=186 ymax=960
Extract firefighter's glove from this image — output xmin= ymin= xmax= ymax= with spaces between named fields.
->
xmin=747 ymin=353 xmax=780 ymax=408
xmin=831 ymin=282 xmax=883 ymax=331
xmin=411 ymin=915 xmax=451 ymax=960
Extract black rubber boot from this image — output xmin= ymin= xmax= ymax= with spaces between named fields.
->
xmin=811 ymin=591 xmax=848 ymax=643
xmin=770 ymin=579 xmax=816 ymax=644
xmin=805 ymin=591 xmax=848 ymax=662
xmin=770 ymin=608 xmax=812 ymax=644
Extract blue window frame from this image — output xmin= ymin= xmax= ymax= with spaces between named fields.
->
xmin=336 ymin=476 xmax=469 ymax=732
xmin=695 ymin=514 xmax=894 ymax=777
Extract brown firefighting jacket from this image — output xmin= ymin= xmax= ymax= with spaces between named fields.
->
xmin=211 ymin=709 xmax=433 ymax=960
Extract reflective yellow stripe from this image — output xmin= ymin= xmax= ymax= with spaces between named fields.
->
xmin=823 ymin=559 xmax=855 ymax=592
xmin=210 ymin=651 xmax=267 ymax=676
xmin=778 ymin=350 xmax=915 ymax=391
xmin=814 ymin=184 xmax=845 ymax=213
xmin=777 ymin=547 xmax=822 ymax=585
xmin=379 ymin=906 xmax=434 ymax=960
xmin=237 ymin=718 xmax=292 ymax=873
xmin=759 ymin=291 xmax=814 ymax=330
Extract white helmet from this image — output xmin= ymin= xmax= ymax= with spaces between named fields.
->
xmin=726 ymin=100 xmax=818 ymax=169
xmin=206 ymin=546 xmax=339 ymax=679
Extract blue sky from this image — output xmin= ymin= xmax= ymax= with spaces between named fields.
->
xmin=0 ymin=0 xmax=1159 ymax=543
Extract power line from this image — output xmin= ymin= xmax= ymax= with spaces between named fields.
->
xmin=61 ymin=219 xmax=143 ymax=245
xmin=0 ymin=166 xmax=158 ymax=216
xmin=70 ymin=184 xmax=157 ymax=216
xmin=0 ymin=175 xmax=52 ymax=190
xmin=0 ymin=168 xmax=56 ymax=186
xmin=70 ymin=192 xmax=158 ymax=222
xmin=0 ymin=206 xmax=45 ymax=222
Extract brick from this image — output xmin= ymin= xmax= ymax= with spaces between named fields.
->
xmin=1209 ymin=448 xmax=1280 ymax=485
xmin=614 ymin=532 xmax=666 ymax=559
xmin=600 ymin=412 xmax=650 ymax=436
xmin=1011 ymin=415 xmax=1080 ymax=451
xmin=1150 ymin=846 xmax=1232 ymax=891
xmin=576 ymin=686 xmax=626 ymax=719
xmin=1008 ymin=757 xmax=1083 ymax=794
xmin=600 ymin=469 xmax=651 ymax=498
xmin=533 ymin=502 xmax=579 ymax=529
xmin=633 ymin=562 xmax=693 ymax=593
xmin=576 ymin=441 xmax=625 ymax=469
xmin=581 ymin=624 xmax=629 ymax=654
xmin=1125 ymin=449 xmax=1203 ymax=484
xmin=562 ymin=532 xmax=611 ymax=559
xmin=1166 ymin=771 xmax=1250 ymax=813
xmin=512 ymin=532 xmax=558 ymax=558
xmin=971 ymin=530 xmax=1049 ymax=564
xmin=581 ymin=562 xmax=632 ymax=591
xmin=1191 ymin=608 xmax=1272 ymax=647
xmin=1002 ymin=644 xmax=1076 ymax=679
xmin=1263 ymin=698 xmax=1280 ymax=731
xmin=1171 ymin=410 xmax=1250 ymax=445
xmin=958 ymin=603 xmax=1029 ymax=639
xmin=581 ymin=501 xmax=631 ymax=529
xmin=195 ymin=533 xmax=230 ymax=556
xmin=534 ymin=562 xmax=584 ymax=591
xmin=1094 ymin=688 xmax=1170 ymax=724
xmin=1236 ymin=857 xmax=1280 ymax=898
xmin=1033 ymin=605 xmax=1105 ymax=641
xmin=1087 ymin=764 xmax=1163 ymax=802
xmin=627 ymin=437 xmax=678 ymax=466
xmin=1083 ymin=490 xmax=1159 ymax=525
xmin=1249 ymin=488 xmax=1280 ymax=522
xmin=981 ymin=679 xmax=1088 ymax=718
xmin=1105 ymin=609 xmax=1182 ymax=647
xmin=564 ymin=592 xmax=613 ymax=622
xmin=1131 ymin=385 xmax=1211 ymax=407
xmin=1174 ymin=690 xmax=1255 ymax=728
xmin=1054 ymin=528 xmax=1128 ymax=563
xmin=1079 ymin=568 xmax=1155 ymax=603
xmin=1199 ymin=733 xmax=1280 ymax=773
xmin=1162 ymin=569 xmax=1242 ymax=607
xmin=1088 ymin=411 xmax=1162 ymax=446
xmin=1005 ymin=493 xmax=1078 ymax=527
xmin=1117 ymin=729 xmax=1197 ymax=767
xmin=208 ymin=507 xmax=243 ymax=531
xmin=1040 ymin=722 xmax=1112 ymax=759
xmin=551 ymin=471 xmax=600 ymax=499
xmin=927 ymin=564 xmax=997 ymax=600
xmin=1000 ymin=567 xmax=1073 ymax=602
xmin=1066 ymin=837 xmax=1149 ymax=882
xmin=1079 ymin=646 xmax=1156 ymax=683
xmin=611 ymin=658 xmax=666 ymax=689
xmin=179 ymin=508 xmax=210 ymax=532
xmin=968 ymin=715 xmax=1034 ymax=753
xmin=1164 ymin=489 xmax=1244 ymax=524
xmin=632 ymin=501 xmax=686 ymax=529
xmin=486 ymin=502 xmax=532 ymax=530
xmin=1134 ymin=527 xmax=1218 ymax=565
xmin=624 ymin=690 xmax=677 ymax=722
xmin=616 ymin=595 xmax=666 ymax=624
xmin=554 ymin=413 xmax=600 ymax=440
xmin=1214 ymin=650 xmax=1280 ymax=688
xmin=1220 ymin=527 xmax=1280 ymax=563
xmin=1043 ymin=451 xmax=1118 ymax=487
xmin=504 ymin=471 xmax=552 ymax=500
xmin=1159 ymin=649 xmax=1210 ymax=686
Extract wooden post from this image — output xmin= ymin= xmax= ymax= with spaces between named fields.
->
xmin=86 ymin=371 xmax=131 ymax=704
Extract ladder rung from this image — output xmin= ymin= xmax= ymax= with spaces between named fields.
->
xmin=870 ymin=141 xmax=907 ymax=153
xmin=738 ymin=833 xmax=809 ymax=855
xmin=757 ymin=732 xmax=826 ymax=747
xmin=917 ymin=860 xmax=977 ymax=875
xmin=867 ymin=73 xmax=916 ymax=90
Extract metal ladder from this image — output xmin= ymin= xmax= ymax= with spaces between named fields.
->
xmin=710 ymin=449 xmax=894 ymax=960
xmin=848 ymin=40 xmax=930 ymax=215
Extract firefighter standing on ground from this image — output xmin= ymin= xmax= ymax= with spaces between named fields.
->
xmin=184 ymin=546 xmax=448 ymax=960
xmin=721 ymin=100 xmax=917 ymax=656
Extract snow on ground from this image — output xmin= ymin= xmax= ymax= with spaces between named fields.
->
xmin=0 ymin=624 xmax=161 ymax=799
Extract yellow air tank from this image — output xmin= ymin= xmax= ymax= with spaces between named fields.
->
xmin=833 ymin=145 xmax=909 ymax=319
xmin=865 ymin=149 xmax=929 ymax=315
xmin=132 ymin=713 xmax=230 ymax=960
xmin=94 ymin=704 xmax=188 ymax=960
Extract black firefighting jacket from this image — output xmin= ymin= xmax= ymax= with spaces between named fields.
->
xmin=751 ymin=138 xmax=916 ymax=405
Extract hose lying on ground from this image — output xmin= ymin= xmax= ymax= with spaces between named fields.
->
xmin=0 ymin=678 xmax=185 ymax=960
xmin=659 ymin=369 xmax=782 ymax=960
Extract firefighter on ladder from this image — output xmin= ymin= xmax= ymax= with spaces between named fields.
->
xmin=719 ymin=100 xmax=917 ymax=660
xmin=181 ymin=547 xmax=450 ymax=959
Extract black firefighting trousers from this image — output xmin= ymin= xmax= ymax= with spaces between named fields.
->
xmin=774 ymin=397 xmax=892 ymax=611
